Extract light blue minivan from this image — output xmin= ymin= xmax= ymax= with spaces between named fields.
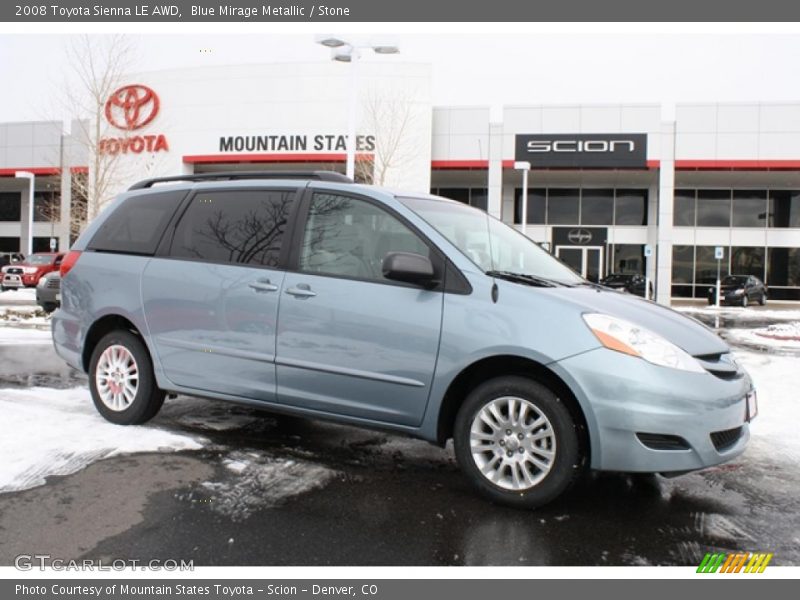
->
xmin=53 ymin=172 xmax=755 ymax=508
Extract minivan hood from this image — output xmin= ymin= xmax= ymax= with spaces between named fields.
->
xmin=542 ymin=285 xmax=729 ymax=356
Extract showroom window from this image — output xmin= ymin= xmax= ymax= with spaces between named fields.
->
xmin=610 ymin=244 xmax=645 ymax=275
xmin=170 ymin=189 xmax=294 ymax=267
xmin=33 ymin=237 xmax=58 ymax=253
xmin=0 ymin=192 xmax=21 ymax=222
xmin=614 ymin=189 xmax=648 ymax=226
xmin=0 ymin=237 xmax=20 ymax=252
xmin=768 ymin=190 xmax=800 ymax=228
xmin=696 ymin=190 xmax=731 ymax=227
xmin=513 ymin=188 xmax=547 ymax=224
xmin=732 ymin=190 xmax=767 ymax=227
xmin=513 ymin=188 xmax=647 ymax=226
xmin=673 ymin=190 xmax=696 ymax=226
xmin=581 ymin=189 xmax=614 ymax=226
xmin=431 ymin=187 xmax=489 ymax=212
xmin=33 ymin=191 xmax=60 ymax=222
xmin=730 ymin=246 xmax=766 ymax=280
xmin=671 ymin=245 xmax=694 ymax=284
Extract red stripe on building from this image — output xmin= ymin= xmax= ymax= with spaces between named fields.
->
xmin=183 ymin=153 xmax=372 ymax=164
xmin=0 ymin=167 xmax=61 ymax=176
xmin=675 ymin=159 xmax=800 ymax=170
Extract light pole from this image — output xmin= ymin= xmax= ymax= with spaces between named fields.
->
xmin=15 ymin=171 xmax=35 ymax=256
xmin=514 ymin=161 xmax=531 ymax=238
xmin=315 ymin=35 xmax=399 ymax=181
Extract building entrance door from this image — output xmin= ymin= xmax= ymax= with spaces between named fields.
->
xmin=556 ymin=246 xmax=604 ymax=282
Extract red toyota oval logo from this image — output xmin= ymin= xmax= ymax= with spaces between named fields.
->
xmin=104 ymin=84 xmax=160 ymax=131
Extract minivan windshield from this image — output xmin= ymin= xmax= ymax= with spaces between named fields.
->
xmin=401 ymin=196 xmax=584 ymax=286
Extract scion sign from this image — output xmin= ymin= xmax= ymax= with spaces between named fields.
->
xmin=515 ymin=133 xmax=647 ymax=168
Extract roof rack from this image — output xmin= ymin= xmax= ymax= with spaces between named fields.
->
xmin=128 ymin=170 xmax=353 ymax=190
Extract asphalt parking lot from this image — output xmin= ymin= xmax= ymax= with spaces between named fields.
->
xmin=1 ymin=292 xmax=799 ymax=566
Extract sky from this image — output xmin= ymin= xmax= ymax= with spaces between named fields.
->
xmin=1 ymin=32 xmax=800 ymax=123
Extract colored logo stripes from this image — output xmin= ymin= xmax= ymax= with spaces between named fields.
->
xmin=697 ymin=552 xmax=773 ymax=573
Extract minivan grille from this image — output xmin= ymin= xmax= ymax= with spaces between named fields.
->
xmin=711 ymin=427 xmax=743 ymax=452
xmin=636 ymin=433 xmax=691 ymax=451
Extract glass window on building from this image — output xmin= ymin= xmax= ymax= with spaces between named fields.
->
xmin=695 ymin=246 xmax=724 ymax=288
xmin=0 ymin=192 xmax=21 ymax=222
xmin=672 ymin=245 xmax=694 ymax=284
xmin=434 ymin=188 xmax=489 ymax=212
xmin=610 ymin=244 xmax=645 ymax=275
xmin=437 ymin=188 xmax=469 ymax=204
xmin=0 ymin=237 xmax=20 ymax=252
xmin=696 ymin=190 xmax=731 ymax=227
xmin=513 ymin=188 xmax=546 ymax=224
xmin=614 ymin=189 xmax=648 ymax=226
xmin=470 ymin=188 xmax=489 ymax=212
xmin=768 ymin=190 xmax=800 ymax=228
xmin=33 ymin=191 xmax=60 ymax=223
xmin=673 ymin=189 xmax=696 ymax=226
xmin=730 ymin=246 xmax=766 ymax=279
xmin=33 ymin=237 xmax=59 ymax=252
xmin=547 ymin=188 xmax=580 ymax=225
xmin=767 ymin=247 xmax=800 ymax=287
xmin=580 ymin=189 xmax=614 ymax=226
xmin=732 ymin=190 xmax=767 ymax=227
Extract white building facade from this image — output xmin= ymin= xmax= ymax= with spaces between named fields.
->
xmin=1 ymin=62 xmax=798 ymax=302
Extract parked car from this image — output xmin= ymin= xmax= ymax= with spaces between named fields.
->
xmin=53 ymin=171 xmax=755 ymax=509
xmin=0 ymin=252 xmax=25 ymax=270
xmin=1 ymin=252 xmax=64 ymax=290
xmin=600 ymin=273 xmax=653 ymax=299
xmin=36 ymin=272 xmax=61 ymax=312
xmin=707 ymin=275 xmax=767 ymax=307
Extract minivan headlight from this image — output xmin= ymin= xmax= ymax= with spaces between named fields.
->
xmin=582 ymin=313 xmax=705 ymax=373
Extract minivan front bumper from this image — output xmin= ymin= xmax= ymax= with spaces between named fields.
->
xmin=551 ymin=347 xmax=752 ymax=473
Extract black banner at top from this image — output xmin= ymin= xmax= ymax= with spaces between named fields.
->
xmin=4 ymin=0 xmax=800 ymax=21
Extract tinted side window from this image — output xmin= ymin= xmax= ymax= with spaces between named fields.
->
xmin=89 ymin=190 xmax=187 ymax=255
xmin=170 ymin=189 xmax=295 ymax=267
xmin=299 ymin=193 xmax=429 ymax=282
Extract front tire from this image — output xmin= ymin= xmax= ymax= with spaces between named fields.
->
xmin=759 ymin=293 xmax=767 ymax=306
xmin=89 ymin=330 xmax=165 ymax=425
xmin=741 ymin=294 xmax=748 ymax=308
xmin=453 ymin=376 xmax=582 ymax=509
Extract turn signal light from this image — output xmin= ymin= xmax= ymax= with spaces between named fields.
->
xmin=60 ymin=251 xmax=82 ymax=278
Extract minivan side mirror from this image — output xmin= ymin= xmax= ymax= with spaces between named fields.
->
xmin=382 ymin=252 xmax=436 ymax=287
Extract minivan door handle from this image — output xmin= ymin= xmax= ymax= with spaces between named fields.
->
xmin=285 ymin=284 xmax=316 ymax=298
xmin=248 ymin=279 xmax=279 ymax=293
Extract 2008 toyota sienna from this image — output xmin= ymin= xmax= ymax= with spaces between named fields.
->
xmin=53 ymin=171 xmax=755 ymax=508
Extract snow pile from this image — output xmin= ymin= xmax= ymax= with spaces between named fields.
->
xmin=0 ymin=387 xmax=203 ymax=493
xmin=0 ymin=327 xmax=53 ymax=345
xmin=200 ymin=450 xmax=340 ymax=521
xmin=726 ymin=323 xmax=800 ymax=351
xmin=0 ymin=288 xmax=37 ymax=306
xmin=735 ymin=351 xmax=800 ymax=460
xmin=675 ymin=305 xmax=800 ymax=322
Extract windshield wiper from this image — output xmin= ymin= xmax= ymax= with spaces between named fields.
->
xmin=485 ymin=270 xmax=563 ymax=288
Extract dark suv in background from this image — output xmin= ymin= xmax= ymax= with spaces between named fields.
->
xmin=600 ymin=273 xmax=653 ymax=299
xmin=708 ymin=275 xmax=767 ymax=307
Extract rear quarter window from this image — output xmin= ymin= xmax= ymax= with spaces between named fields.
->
xmin=88 ymin=190 xmax=187 ymax=255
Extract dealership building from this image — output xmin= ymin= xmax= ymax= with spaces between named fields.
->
xmin=1 ymin=62 xmax=799 ymax=302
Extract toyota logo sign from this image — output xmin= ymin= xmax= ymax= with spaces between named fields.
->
xmin=567 ymin=229 xmax=592 ymax=244
xmin=105 ymin=84 xmax=160 ymax=131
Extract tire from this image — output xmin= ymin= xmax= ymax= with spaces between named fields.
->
xmin=41 ymin=302 xmax=57 ymax=313
xmin=453 ymin=376 xmax=583 ymax=509
xmin=88 ymin=330 xmax=165 ymax=425
xmin=759 ymin=293 xmax=767 ymax=306
xmin=741 ymin=294 xmax=748 ymax=308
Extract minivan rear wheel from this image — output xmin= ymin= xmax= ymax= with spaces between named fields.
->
xmin=453 ymin=376 xmax=582 ymax=509
xmin=89 ymin=330 xmax=165 ymax=425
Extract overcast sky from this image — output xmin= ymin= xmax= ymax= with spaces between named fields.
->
xmin=1 ymin=32 xmax=800 ymax=123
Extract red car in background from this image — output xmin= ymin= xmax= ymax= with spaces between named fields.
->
xmin=1 ymin=252 xmax=65 ymax=290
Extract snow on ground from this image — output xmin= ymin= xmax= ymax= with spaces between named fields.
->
xmin=727 ymin=322 xmax=800 ymax=350
xmin=734 ymin=351 xmax=800 ymax=461
xmin=0 ymin=288 xmax=37 ymax=306
xmin=0 ymin=327 xmax=52 ymax=345
xmin=675 ymin=305 xmax=800 ymax=322
xmin=0 ymin=387 xmax=203 ymax=493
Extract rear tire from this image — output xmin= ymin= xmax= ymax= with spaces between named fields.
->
xmin=759 ymin=293 xmax=767 ymax=306
xmin=453 ymin=376 xmax=582 ymax=509
xmin=89 ymin=330 xmax=165 ymax=425
xmin=741 ymin=295 xmax=748 ymax=308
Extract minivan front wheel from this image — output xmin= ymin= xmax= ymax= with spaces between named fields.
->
xmin=454 ymin=377 xmax=581 ymax=509
xmin=89 ymin=330 xmax=165 ymax=425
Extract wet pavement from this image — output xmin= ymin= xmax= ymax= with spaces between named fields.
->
xmin=1 ymin=309 xmax=799 ymax=566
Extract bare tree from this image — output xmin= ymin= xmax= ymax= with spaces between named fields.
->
xmin=357 ymin=87 xmax=417 ymax=186
xmin=62 ymin=35 xmax=137 ymax=225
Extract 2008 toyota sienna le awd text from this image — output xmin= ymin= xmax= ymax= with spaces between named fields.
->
xmin=52 ymin=171 xmax=756 ymax=508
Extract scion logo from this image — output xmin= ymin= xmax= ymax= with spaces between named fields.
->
xmin=567 ymin=229 xmax=592 ymax=244
xmin=105 ymin=84 xmax=160 ymax=131
xmin=514 ymin=133 xmax=647 ymax=168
